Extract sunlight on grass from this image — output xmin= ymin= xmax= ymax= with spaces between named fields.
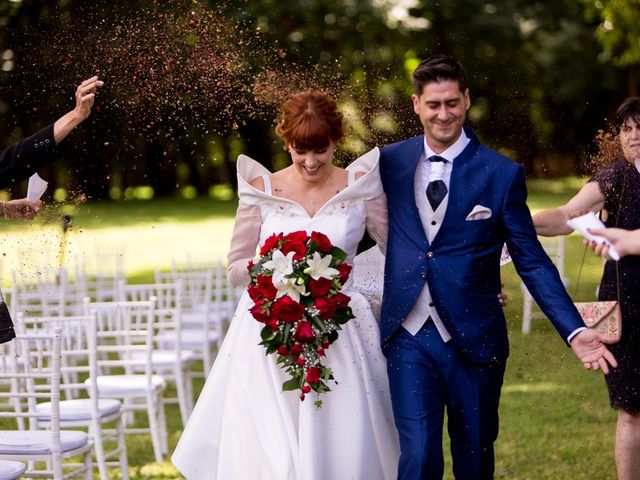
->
xmin=502 ymin=382 xmax=567 ymax=393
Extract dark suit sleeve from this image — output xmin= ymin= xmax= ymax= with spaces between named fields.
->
xmin=502 ymin=165 xmax=584 ymax=342
xmin=0 ymin=124 xmax=59 ymax=189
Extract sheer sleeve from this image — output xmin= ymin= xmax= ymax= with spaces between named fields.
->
xmin=365 ymin=193 xmax=388 ymax=254
xmin=227 ymin=204 xmax=261 ymax=287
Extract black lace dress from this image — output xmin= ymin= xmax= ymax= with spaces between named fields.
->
xmin=590 ymin=159 xmax=640 ymax=413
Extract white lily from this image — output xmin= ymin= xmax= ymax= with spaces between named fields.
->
xmin=263 ymin=250 xmax=295 ymax=287
xmin=275 ymin=278 xmax=307 ymax=302
xmin=303 ymin=251 xmax=339 ymax=280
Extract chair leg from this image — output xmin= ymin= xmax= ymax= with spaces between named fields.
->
xmin=157 ymin=390 xmax=169 ymax=455
xmin=91 ymin=419 xmax=109 ymax=480
xmin=146 ymin=391 xmax=165 ymax=463
xmin=84 ymin=448 xmax=93 ymax=480
xmin=175 ymin=366 xmax=189 ymax=426
xmin=118 ymin=415 xmax=130 ymax=480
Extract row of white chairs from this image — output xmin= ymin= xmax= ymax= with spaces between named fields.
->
xmin=2 ymin=262 xmax=240 ymax=479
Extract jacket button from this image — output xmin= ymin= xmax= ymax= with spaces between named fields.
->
xmin=427 ymin=251 xmax=434 ymax=259
xmin=420 ymin=273 xmax=427 ymax=279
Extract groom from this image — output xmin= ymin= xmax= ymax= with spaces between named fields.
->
xmin=379 ymin=54 xmax=617 ymax=479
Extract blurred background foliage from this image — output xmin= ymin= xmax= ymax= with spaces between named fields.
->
xmin=0 ymin=0 xmax=639 ymax=201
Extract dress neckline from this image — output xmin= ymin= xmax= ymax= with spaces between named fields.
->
xmin=236 ymin=148 xmax=383 ymax=213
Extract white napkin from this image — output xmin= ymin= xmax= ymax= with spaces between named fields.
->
xmin=27 ymin=173 xmax=47 ymax=203
xmin=566 ymin=212 xmax=620 ymax=261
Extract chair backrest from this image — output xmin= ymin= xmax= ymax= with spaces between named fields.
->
xmin=83 ymin=299 xmax=157 ymax=379
xmin=118 ymin=280 xmax=184 ymax=345
xmin=0 ymin=329 xmax=64 ymax=476
xmin=15 ymin=312 xmax=99 ymax=404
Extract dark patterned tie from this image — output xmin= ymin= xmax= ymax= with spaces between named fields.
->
xmin=426 ymin=155 xmax=448 ymax=210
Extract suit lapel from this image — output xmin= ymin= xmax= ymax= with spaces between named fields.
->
xmin=398 ymin=137 xmax=430 ymax=250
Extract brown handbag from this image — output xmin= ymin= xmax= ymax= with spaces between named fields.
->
xmin=573 ymin=300 xmax=621 ymax=342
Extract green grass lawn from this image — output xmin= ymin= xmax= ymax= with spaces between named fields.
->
xmin=2 ymin=176 xmax=620 ymax=479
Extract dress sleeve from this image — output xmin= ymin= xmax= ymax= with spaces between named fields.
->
xmin=227 ymin=204 xmax=261 ymax=287
xmin=588 ymin=160 xmax=623 ymax=210
xmin=365 ymin=193 xmax=388 ymax=254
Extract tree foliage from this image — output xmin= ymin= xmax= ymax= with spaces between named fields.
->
xmin=0 ymin=0 xmax=636 ymax=199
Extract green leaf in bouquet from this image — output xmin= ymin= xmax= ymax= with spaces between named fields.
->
xmin=311 ymin=315 xmax=327 ymax=333
xmin=329 ymin=247 xmax=348 ymax=264
xmin=260 ymin=326 xmax=276 ymax=342
xmin=282 ymin=375 xmax=303 ymax=392
xmin=321 ymin=367 xmax=333 ymax=381
xmin=282 ymin=323 xmax=293 ymax=345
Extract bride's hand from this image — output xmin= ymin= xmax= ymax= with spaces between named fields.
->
xmin=498 ymin=284 xmax=508 ymax=308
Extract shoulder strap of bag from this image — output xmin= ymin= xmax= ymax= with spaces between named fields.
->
xmin=573 ymin=171 xmax=625 ymax=302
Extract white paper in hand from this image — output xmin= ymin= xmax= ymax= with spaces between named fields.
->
xmin=27 ymin=173 xmax=48 ymax=203
xmin=566 ymin=212 xmax=620 ymax=261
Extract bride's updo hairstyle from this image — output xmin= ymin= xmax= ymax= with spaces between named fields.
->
xmin=275 ymin=90 xmax=344 ymax=150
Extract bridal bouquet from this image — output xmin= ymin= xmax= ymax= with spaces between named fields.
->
xmin=247 ymin=230 xmax=354 ymax=407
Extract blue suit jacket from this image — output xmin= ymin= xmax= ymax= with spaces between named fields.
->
xmin=379 ymin=128 xmax=584 ymax=364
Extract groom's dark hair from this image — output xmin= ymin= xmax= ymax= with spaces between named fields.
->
xmin=412 ymin=54 xmax=467 ymax=95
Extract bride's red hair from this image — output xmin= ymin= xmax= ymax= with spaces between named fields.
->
xmin=275 ymin=90 xmax=344 ymax=150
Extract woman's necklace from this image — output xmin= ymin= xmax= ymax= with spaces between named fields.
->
xmin=309 ymin=170 xmax=333 ymax=216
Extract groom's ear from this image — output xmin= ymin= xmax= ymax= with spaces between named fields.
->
xmin=464 ymin=89 xmax=471 ymax=111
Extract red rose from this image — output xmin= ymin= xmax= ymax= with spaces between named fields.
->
xmin=247 ymin=259 xmax=254 ymax=272
xmin=277 ymin=345 xmax=289 ymax=356
xmin=314 ymin=297 xmax=337 ymax=320
xmin=260 ymin=233 xmax=282 ymax=255
xmin=247 ymin=284 xmax=261 ymax=302
xmin=281 ymin=240 xmax=307 ymax=260
xmin=296 ymin=356 xmax=306 ymax=366
xmin=316 ymin=347 xmax=325 ymax=356
xmin=290 ymin=343 xmax=303 ymax=356
xmin=272 ymin=295 xmax=305 ymax=323
xmin=294 ymin=321 xmax=316 ymax=343
xmin=265 ymin=317 xmax=278 ymax=330
xmin=309 ymin=277 xmax=332 ymax=297
xmin=302 ymin=385 xmax=311 ymax=393
xmin=306 ymin=366 xmax=321 ymax=384
xmin=331 ymin=292 xmax=351 ymax=308
xmin=310 ymin=231 xmax=333 ymax=253
xmin=256 ymin=275 xmax=277 ymax=300
xmin=283 ymin=231 xmax=308 ymax=243
xmin=322 ymin=340 xmax=330 ymax=349
xmin=336 ymin=263 xmax=352 ymax=284
xmin=249 ymin=301 xmax=270 ymax=322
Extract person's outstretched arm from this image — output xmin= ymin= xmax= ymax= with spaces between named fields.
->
xmin=532 ymin=182 xmax=605 ymax=236
xmin=0 ymin=76 xmax=103 ymax=188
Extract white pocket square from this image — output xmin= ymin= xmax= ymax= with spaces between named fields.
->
xmin=465 ymin=205 xmax=492 ymax=221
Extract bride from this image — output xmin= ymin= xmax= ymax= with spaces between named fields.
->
xmin=172 ymin=89 xmax=399 ymax=479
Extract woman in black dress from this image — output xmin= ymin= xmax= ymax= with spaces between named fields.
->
xmin=533 ymin=97 xmax=640 ymax=480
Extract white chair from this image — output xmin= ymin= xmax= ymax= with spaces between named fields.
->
xmin=0 ymin=329 xmax=93 ymax=479
xmin=15 ymin=313 xmax=129 ymax=480
xmin=521 ymin=236 xmax=568 ymax=334
xmin=84 ymin=299 xmax=168 ymax=463
xmin=155 ymin=269 xmax=225 ymax=376
xmin=0 ymin=460 xmax=26 ymax=480
xmin=74 ymin=247 xmax=125 ymax=303
xmin=117 ymin=280 xmax=195 ymax=425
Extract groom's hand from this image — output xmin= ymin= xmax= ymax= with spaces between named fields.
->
xmin=570 ymin=329 xmax=618 ymax=374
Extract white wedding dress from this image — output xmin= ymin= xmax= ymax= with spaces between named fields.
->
xmin=172 ymin=148 xmax=399 ymax=480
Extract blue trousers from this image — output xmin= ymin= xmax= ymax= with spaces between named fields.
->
xmin=385 ymin=322 xmax=506 ymax=480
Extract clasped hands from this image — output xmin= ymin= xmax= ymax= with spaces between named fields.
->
xmin=570 ymin=328 xmax=617 ymax=374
